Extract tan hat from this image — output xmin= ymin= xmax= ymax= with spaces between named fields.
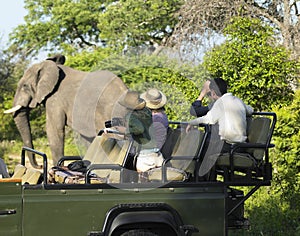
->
xmin=118 ymin=90 xmax=146 ymax=110
xmin=140 ymin=88 xmax=167 ymax=109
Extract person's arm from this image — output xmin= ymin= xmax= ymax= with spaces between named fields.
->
xmin=245 ymin=104 xmax=254 ymax=116
xmin=190 ymin=100 xmax=210 ymax=117
xmin=187 ymin=98 xmax=221 ymax=132
xmin=190 ymin=80 xmax=211 ymax=117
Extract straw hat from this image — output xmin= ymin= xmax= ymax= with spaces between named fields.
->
xmin=140 ymin=88 xmax=167 ymax=109
xmin=118 ymin=90 xmax=146 ymax=110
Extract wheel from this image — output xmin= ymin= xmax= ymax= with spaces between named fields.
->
xmin=120 ymin=229 xmax=158 ymax=236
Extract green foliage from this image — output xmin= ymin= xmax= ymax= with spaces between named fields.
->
xmin=241 ymin=187 xmax=300 ymax=235
xmin=98 ymin=0 xmax=182 ymax=49
xmin=122 ymin=67 xmax=196 ymax=121
xmin=0 ymin=46 xmax=30 ymax=141
xmin=63 ymin=47 xmax=113 ymax=71
xmin=203 ymin=17 xmax=297 ymax=111
xmin=95 ymin=52 xmax=203 ymax=121
xmin=0 ymin=140 xmax=23 ymax=173
xmin=202 ymin=17 xmax=300 ymax=235
xmin=0 ymin=98 xmax=19 ymax=140
xmin=10 ymin=0 xmax=182 ymax=57
xmin=12 ymin=0 xmax=103 ymax=54
xmin=234 ymin=91 xmax=300 ymax=235
xmin=3 ymin=5 xmax=300 ymax=234
xmin=272 ymin=90 xmax=300 ymax=211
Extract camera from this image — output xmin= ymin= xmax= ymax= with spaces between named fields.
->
xmin=105 ymin=117 xmax=124 ymax=128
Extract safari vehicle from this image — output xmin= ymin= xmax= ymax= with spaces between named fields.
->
xmin=0 ymin=112 xmax=276 ymax=236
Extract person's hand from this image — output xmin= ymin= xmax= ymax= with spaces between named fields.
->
xmin=104 ymin=126 xmax=126 ymax=134
xmin=115 ymin=126 xmax=126 ymax=133
xmin=103 ymin=128 xmax=113 ymax=134
xmin=197 ymin=80 xmax=211 ymax=101
xmin=186 ymin=124 xmax=192 ymax=133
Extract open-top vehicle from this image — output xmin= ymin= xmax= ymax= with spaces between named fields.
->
xmin=0 ymin=112 xmax=276 ymax=236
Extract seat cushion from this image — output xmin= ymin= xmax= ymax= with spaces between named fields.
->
xmin=216 ymin=153 xmax=256 ymax=168
xmin=147 ymin=167 xmax=188 ymax=182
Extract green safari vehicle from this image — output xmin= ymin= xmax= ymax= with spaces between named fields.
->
xmin=0 ymin=112 xmax=276 ymax=236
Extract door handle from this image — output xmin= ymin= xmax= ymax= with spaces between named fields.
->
xmin=0 ymin=209 xmax=16 ymax=215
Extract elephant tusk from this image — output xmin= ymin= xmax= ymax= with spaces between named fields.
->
xmin=4 ymin=105 xmax=22 ymax=114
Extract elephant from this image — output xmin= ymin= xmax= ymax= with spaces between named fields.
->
xmin=5 ymin=55 xmax=128 ymax=167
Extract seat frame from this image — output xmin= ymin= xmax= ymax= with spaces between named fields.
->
xmin=49 ymin=130 xmax=135 ymax=184
xmin=159 ymin=122 xmax=209 ymax=182
xmin=215 ymin=112 xmax=276 ymax=183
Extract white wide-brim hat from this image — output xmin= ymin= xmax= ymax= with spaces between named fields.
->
xmin=141 ymin=88 xmax=167 ymax=110
xmin=118 ymin=90 xmax=146 ymax=110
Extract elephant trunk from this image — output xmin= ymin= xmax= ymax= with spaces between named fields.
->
xmin=13 ymin=109 xmax=41 ymax=169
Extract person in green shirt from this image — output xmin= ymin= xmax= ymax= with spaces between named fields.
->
xmin=114 ymin=90 xmax=164 ymax=174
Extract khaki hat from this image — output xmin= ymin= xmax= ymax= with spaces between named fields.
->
xmin=118 ymin=90 xmax=146 ymax=110
xmin=141 ymin=88 xmax=167 ymax=109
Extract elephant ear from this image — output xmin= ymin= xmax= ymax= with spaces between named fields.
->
xmin=30 ymin=60 xmax=60 ymax=107
xmin=46 ymin=54 xmax=66 ymax=65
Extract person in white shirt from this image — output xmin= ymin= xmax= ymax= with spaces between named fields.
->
xmin=186 ymin=78 xmax=253 ymax=179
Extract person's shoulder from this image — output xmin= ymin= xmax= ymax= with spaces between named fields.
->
xmin=133 ymin=107 xmax=151 ymax=114
xmin=223 ymin=92 xmax=233 ymax=97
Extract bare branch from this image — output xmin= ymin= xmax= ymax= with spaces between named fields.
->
xmin=167 ymin=0 xmax=300 ymax=59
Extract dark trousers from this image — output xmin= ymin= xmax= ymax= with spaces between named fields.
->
xmin=199 ymin=124 xmax=230 ymax=179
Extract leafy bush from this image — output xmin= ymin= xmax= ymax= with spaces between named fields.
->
xmin=203 ymin=17 xmax=297 ymax=111
xmin=231 ymin=91 xmax=300 ymax=235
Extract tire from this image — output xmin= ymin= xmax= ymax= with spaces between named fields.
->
xmin=120 ymin=229 xmax=158 ymax=236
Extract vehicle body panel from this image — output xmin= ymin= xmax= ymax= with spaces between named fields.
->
xmin=0 ymin=181 xmax=22 ymax=236
xmin=20 ymin=184 xmax=225 ymax=236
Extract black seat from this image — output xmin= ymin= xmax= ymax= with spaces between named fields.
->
xmin=147 ymin=122 xmax=209 ymax=182
xmin=160 ymin=127 xmax=181 ymax=160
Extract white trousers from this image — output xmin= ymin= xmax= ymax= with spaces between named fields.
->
xmin=136 ymin=150 xmax=164 ymax=172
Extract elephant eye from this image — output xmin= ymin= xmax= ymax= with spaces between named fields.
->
xmin=22 ymin=84 xmax=30 ymax=91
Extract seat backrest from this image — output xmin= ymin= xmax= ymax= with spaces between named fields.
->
xmin=246 ymin=117 xmax=271 ymax=160
xmin=109 ymin=140 xmax=131 ymax=166
xmin=11 ymin=164 xmax=27 ymax=179
xmin=160 ymin=127 xmax=181 ymax=159
xmin=83 ymin=135 xmax=117 ymax=164
xmin=170 ymin=129 xmax=204 ymax=173
xmin=85 ymin=135 xmax=132 ymax=178
xmin=22 ymin=168 xmax=41 ymax=185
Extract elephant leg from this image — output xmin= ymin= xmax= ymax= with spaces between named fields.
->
xmin=46 ymin=110 xmax=66 ymax=166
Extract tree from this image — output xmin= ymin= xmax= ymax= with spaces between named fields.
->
xmin=0 ymin=44 xmax=29 ymax=140
xmin=9 ymin=0 xmax=181 ymax=57
xmin=98 ymin=0 xmax=181 ymax=52
xmin=202 ymin=17 xmax=297 ymax=111
xmin=10 ymin=0 xmax=104 ymax=56
xmin=170 ymin=0 xmax=300 ymax=60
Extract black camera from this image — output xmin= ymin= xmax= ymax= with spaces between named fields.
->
xmin=105 ymin=117 xmax=124 ymax=128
